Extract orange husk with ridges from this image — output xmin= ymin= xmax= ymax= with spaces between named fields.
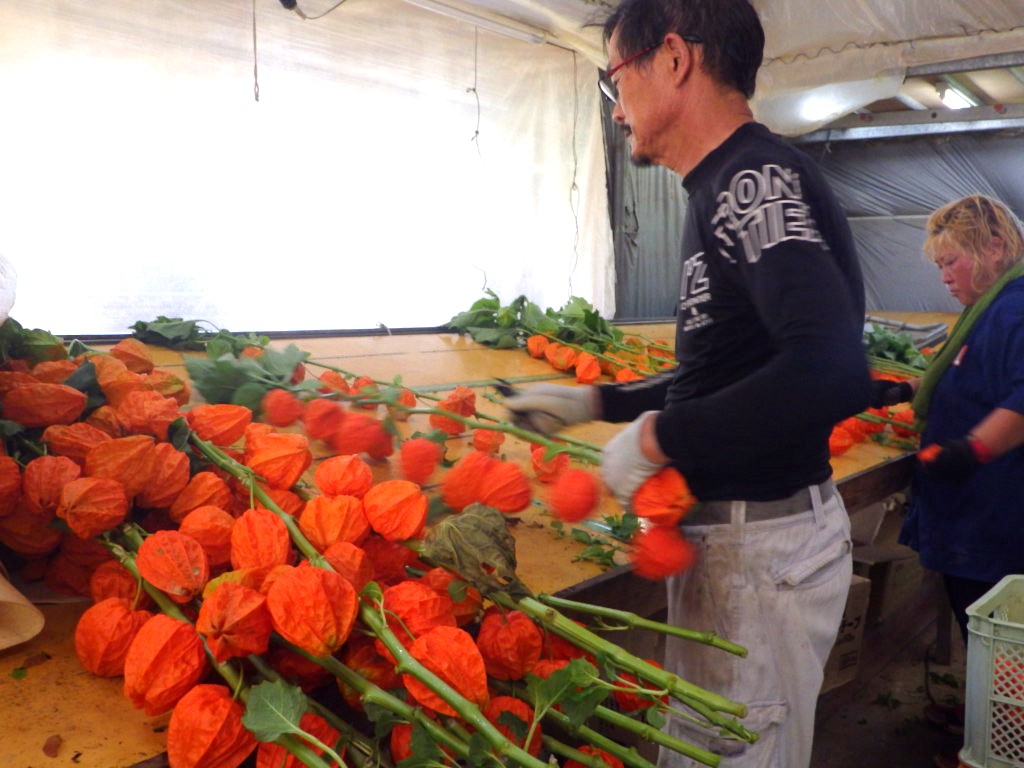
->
xmin=169 ymin=471 xmax=234 ymax=524
xmin=0 ymin=499 xmax=62 ymax=555
xmin=250 ymin=484 xmax=304 ymax=517
xmin=529 ymin=657 xmax=571 ymax=678
xmin=314 ymin=453 xmax=374 ymax=498
xmin=322 ymin=539 xmax=374 ymax=593
xmin=544 ymin=343 xmax=578 ymax=372
xmin=565 ymin=745 xmax=625 ymax=768
xmin=22 ymin=454 xmax=81 ymax=518
xmin=74 ymin=597 xmax=151 ymax=677
xmin=115 ymin=389 xmax=181 ymax=441
xmin=167 ymin=684 xmax=258 ymax=768
xmin=241 ymin=423 xmax=275 ymax=462
xmin=178 ymin=505 xmax=235 ymax=568
xmin=390 ymin=723 xmax=415 ymax=761
xmin=428 ymin=408 xmax=464 ymax=436
xmin=44 ymin=550 xmax=97 ymax=597
xmin=56 ymin=477 xmax=130 ymax=539
xmin=260 ymin=388 xmax=304 ymax=428
xmin=429 ymin=385 xmax=476 ymax=436
xmin=89 ymin=559 xmax=152 ymax=608
xmin=145 ymin=368 xmax=191 ymax=406
xmin=476 ymin=459 xmax=532 ymax=514
xmin=136 ymin=443 xmax=191 ymax=510
xmin=0 ymin=369 xmax=37 ymax=395
xmin=574 ymin=351 xmax=602 ymax=384
xmin=837 ymin=416 xmax=870 ymax=442
xmin=265 ymin=565 xmax=358 ymax=657
xmin=302 ymin=397 xmax=347 ymax=441
xmin=828 ymin=425 xmax=856 ymax=456
xmin=0 ymin=455 xmax=19 ymax=517
xmin=419 ymin=567 xmax=482 ymax=627
xmin=402 ymin=625 xmax=490 ymax=717
xmin=366 ymin=428 xmax=395 ymax=460
xmin=195 ymin=581 xmax=272 ymax=662
xmin=338 ymin=634 xmax=402 ymax=710
xmin=60 ymin=532 xmax=112 ymax=570
xmin=349 ymin=375 xmax=377 ymax=409
xmin=1 ymin=382 xmax=87 ymax=427
xmin=613 ymin=659 xmax=669 ymax=712
xmin=316 ymin=370 xmax=350 ymax=395
xmin=542 ymin=620 xmax=597 ymax=664
xmin=632 ymin=467 xmax=696 ymax=526
xmin=399 ymin=437 xmax=443 ymax=485
xmin=387 ymin=387 xmax=418 ymax=422
xmin=298 ymin=494 xmax=370 ymax=551
xmin=476 ymin=607 xmax=544 ymax=681
xmin=230 ymin=507 xmax=293 ymax=570
xmin=361 ymin=534 xmax=428 ymax=586
xmin=109 ymin=337 xmax=155 ymax=374
xmin=630 ymin=524 xmax=697 ymax=580
xmin=85 ymin=404 xmax=127 ymax=437
xmin=30 ymin=359 xmax=78 ymax=384
xmin=440 ymin=450 xmax=496 ymax=512
xmin=889 ymin=405 xmax=918 ymax=438
xmin=472 ymin=428 xmax=505 ymax=454
xmin=185 ymin=403 xmax=253 ymax=446
xmin=362 ymin=479 xmax=428 ymax=541
xmin=41 ymin=422 xmax=111 ymax=465
xmin=136 ymin=529 xmax=210 ymax=604
xmin=530 ymin=445 xmax=569 ymax=483
xmin=614 ymin=368 xmax=645 ymax=383
xmin=260 ymin=563 xmax=304 ymax=598
xmin=327 ymin=411 xmax=389 ymax=457
xmin=547 ymin=468 xmax=601 ymax=522
xmin=84 ymin=434 xmax=158 ymax=500
xmin=123 ymin=613 xmax=209 ymax=715
xmin=525 ymin=334 xmax=549 ymax=358
xmin=99 ymin=369 xmax=147 ymax=408
xmin=255 ymin=712 xmax=339 ymax=768
xmin=485 ymin=696 xmax=542 ymax=757
xmin=244 ymin=431 xmax=312 ymax=490
xmin=379 ymin=579 xmax=457 ymax=649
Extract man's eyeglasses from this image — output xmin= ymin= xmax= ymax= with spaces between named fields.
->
xmin=598 ymin=35 xmax=702 ymax=103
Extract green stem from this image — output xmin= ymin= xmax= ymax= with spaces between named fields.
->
xmin=589 ymin=703 xmax=720 ymax=767
xmin=539 ymin=708 xmax=656 ymax=768
xmin=536 ymin=594 xmax=747 ymax=657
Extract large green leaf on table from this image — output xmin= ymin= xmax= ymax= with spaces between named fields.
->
xmin=464 ymin=326 xmax=520 ymax=349
xmin=0 ymin=318 xmax=67 ymax=365
xmin=446 ymin=291 xmax=503 ymax=334
xmin=185 ymin=344 xmax=314 ymax=409
xmin=863 ymin=324 xmax=928 ymax=369
xmin=131 ymin=316 xmax=270 ymax=355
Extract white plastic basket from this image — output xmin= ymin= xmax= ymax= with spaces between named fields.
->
xmin=961 ymin=574 xmax=1024 ymax=768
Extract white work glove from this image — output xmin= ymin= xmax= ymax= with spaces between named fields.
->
xmin=0 ymin=255 xmax=16 ymax=326
xmin=503 ymin=383 xmax=599 ymax=436
xmin=601 ymin=412 xmax=668 ymax=509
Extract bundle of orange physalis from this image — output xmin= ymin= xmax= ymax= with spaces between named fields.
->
xmin=0 ymin=320 xmax=754 ymax=768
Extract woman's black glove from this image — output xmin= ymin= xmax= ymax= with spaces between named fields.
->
xmin=869 ymin=380 xmax=914 ymax=409
xmin=917 ymin=436 xmax=993 ymax=482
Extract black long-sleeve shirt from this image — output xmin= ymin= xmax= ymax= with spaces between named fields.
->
xmin=600 ymin=122 xmax=871 ymax=501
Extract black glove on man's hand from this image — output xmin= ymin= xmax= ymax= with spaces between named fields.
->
xmin=869 ymin=379 xmax=914 ymax=409
xmin=917 ymin=439 xmax=978 ymax=482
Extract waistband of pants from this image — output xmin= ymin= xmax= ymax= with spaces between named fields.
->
xmin=682 ymin=481 xmax=837 ymax=526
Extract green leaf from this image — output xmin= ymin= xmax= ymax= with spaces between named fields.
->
xmin=130 ymin=317 xmax=205 ymax=350
xmin=241 ymin=679 xmax=308 ymax=742
xmin=466 ymin=732 xmax=491 ymax=768
xmin=231 ymin=381 xmax=270 ymax=411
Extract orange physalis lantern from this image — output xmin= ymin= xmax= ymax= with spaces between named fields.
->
xmin=614 ymin=368 xmax=645 ymax=383
xmin=109 ymin=337 xmax=155 ymax=374
xmin=74 ymin=597 xmax=151 ymax=677
xmin=85 ymin=404 xmax=127 ymax=437
xmin=362 ymin=480 xmax=428 ymax=541
xmin=574 ymin=351 xmax=602 ymax=384
xmin=612 ymin=659 xmax=669 ymax=712
xmin=328 ymin=411 xmax=390 ymax=458
xmin=472 ymin=428 xmax=506 ymax=454
xmin=828 ymin=425 xmax=856 ymax=456
xmin=322 ymin=540 xmax=374 ymax=593
xmin=0 ymin=500 xmax=62 ymax=555
xmin=565 ymin=745 xmax=625 ymax=768
xmin=403 ymin=625 xmax=490 ymax=716
xmin=380 ymin=579 xmax=457 ymax=647
xmin=440 ymin=450 xmax=496 ymax=512
xmin=429 ymin=385 xmax=476 ymax=435
xmin=475 ymin=608 xmax=544 ymax=681
xmin=298 ymin=494 xmax=370 ymax=551
xmin=89 ymin=559 xmax=151 ymax=608
xmin=316 ymin=370 xmax=350 ymax=395
xmin=889 ymin=406 xmax=918 ymax=438
xmin=29 ymin=359 xmax=78 ymax=384
xmin=178 ymin=505 xmax=235 ymax=569
xmin=399 ymin=437 xmax=443 ymax=485
xmin=1 ymin=382 xmax=87 ymax=427
xmin=361 ymin=534 xmax=428 ymax=586
xmin=167 ymin=684 xmax=258 ymax=768
xmin=41 ymin=422 xmax=111 ymax=466
xmin=22 ymin=454 xmax=81 ymax=518
xmin=531 ymin=445 xmax=569 ymax=483
xmin=485 ymin=696 xmax=542 ymax=756
xmin=476 ymin=459 xmax=532 ymax=514
xmin=254 ymin=712 xmax=339 ymax=768
xmin=387 ymin=387 xmax=418 ymax=422
xmin=419 ymin=567 xmax=482 ymax=627
xmin=265 ymin=566 xmax=358 ymax=657
xmin=169 ymin=471 xmax=233 ymax=523
xmin=230 ymin=507 xmax=292 ymax=570
xmin=56 ymin=477 xmax=130 ymax=539
xmin=136 ymin=443 xmax=191 ymax=510
xmin=186 ymin=404 xmax=253 ymax=446
xmin=525 ymin=334 xmax=549 ymax=358
xmin=313 ymin=454 xmax=374 ymax=498
xmin=123 ymin=613 xmax=209 ymax=715
xmin=544 ymin=343 xmax=578 ymax=372
xmin=136 ymin=530 xmax=210 ymax=604
xmin=547 ymin=468 xmax=601 ymax=522
xmin=632 ymin=467 xmax=696 ymax=526
xmin=0 ymin=455 xmax=19 ymax=518
xmin=338 ymin=634 xmax=402 ymax=710
xmin=84 ymin=434 xmax=158 ymax=500
xmin=244 ymin=432 xmax=312 ymax=490
xmin=630 ymin=524 xmax=697 ymax=580
xmin=144 ymin=368 xmax=191 ymax=407
xmin=260 ymin=388 xmax=305 ymax=428
xmin=115 ymin=389 xmax=181 ymax=441
xmin=302 ymin=397 xmax=347 ymax=442
xmin=196 ymin=581 xmax=273 ymax=662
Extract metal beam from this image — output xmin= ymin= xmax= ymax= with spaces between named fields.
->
xmin=791 ymin=103 xmax=1024 ymax=143
xmin=908 ymin=51 xmax=1024 ymax=77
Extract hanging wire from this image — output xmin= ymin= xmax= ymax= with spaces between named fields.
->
xmin=252 ymin=0 xmax=260 ymax=101
xmin=468 ymin=28 xmax=482 ymax=157
xmin=567 ymin=50 xmax=581 ymax=297
xmin=290 ymin=0 xmax=352 ymax=20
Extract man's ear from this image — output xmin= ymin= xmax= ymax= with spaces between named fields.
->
xmin=662 ymin=32 xmax=697 ymax=84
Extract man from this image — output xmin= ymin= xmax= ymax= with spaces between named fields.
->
xmin=505 ymin=1 xmax=872 ymax=765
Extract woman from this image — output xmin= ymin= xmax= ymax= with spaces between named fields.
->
xmin=895 ymin=195 xmax=1024 ymax=643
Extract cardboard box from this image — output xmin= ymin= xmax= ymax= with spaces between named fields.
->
xmin=822 ymin=574 xmax=871 ymax=693
xmin=852 ymin=544 xmax=924 ymax=625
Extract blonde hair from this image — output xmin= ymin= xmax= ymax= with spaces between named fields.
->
xmin=924 ymin=195 xmax=1024 ymax=291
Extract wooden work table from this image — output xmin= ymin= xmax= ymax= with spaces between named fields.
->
xmin=0 ymin=315 xmax=954 ymax=768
